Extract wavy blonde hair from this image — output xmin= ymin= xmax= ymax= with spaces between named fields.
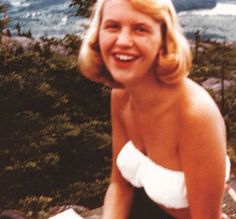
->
xmin=78 ymin=0 xmax=192 ymax=86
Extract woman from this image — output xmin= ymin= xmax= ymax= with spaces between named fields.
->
xmin=78 ymin=0 xmax=230 ymax=218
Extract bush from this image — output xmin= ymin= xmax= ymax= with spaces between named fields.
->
xmin=0 ymin=38 xmax=111 ymax=214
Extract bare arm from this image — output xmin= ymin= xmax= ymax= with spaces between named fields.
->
xmin=102 ymin=89 xmax=134 ymax=219
xmin=102 ymin=182 xmax=134 ymax=219
xmin=179 ymin=102 xmax=227 ymax=219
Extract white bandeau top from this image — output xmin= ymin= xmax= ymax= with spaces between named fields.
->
xmin=116 ymin=141 xmax=231 ymax=209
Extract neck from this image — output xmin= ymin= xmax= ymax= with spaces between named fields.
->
xmin=125 ymin=73 xmax=184 ymax=113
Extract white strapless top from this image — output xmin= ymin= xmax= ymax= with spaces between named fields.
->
xmin=116 ymin=141 xmax=231 ymax=209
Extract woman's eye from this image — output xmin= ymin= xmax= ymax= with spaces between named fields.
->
xmin=134 ymin=26 xmax=149 ymax=33
xmin=136 ymin=28 xmax=146 ymax=32
xmin=104 ymin=24 xmax=119 ymax=30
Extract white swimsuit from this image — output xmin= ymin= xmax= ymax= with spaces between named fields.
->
xmin=116 ymin=141 xmax=231 ymax=209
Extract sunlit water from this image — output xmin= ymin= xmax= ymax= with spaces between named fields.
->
xmin=179 ymin=2 xmax=236 ymax=41
xmin=2 ymin=0 xmax=236 ymax=41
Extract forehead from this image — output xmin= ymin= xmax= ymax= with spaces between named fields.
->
xmin=101 ymin=0 xmax=156 ymax=24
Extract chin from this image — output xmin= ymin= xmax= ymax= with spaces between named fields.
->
xmin=113 ymin=76 xmax=137 ymax=87
xmin=111 ymin=71 xmax=144 ymax=85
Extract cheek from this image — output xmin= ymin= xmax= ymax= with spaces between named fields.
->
xmin=98 ymin=32 xmax=104 ymax=51
xmin=98 ymin=35 xmax=112 ymax=68
xmin=98 ymin=35 xmax=107 ymax=58
xmin=143 ymin=34 xmax=162 ymax=48
xmin=142 ymin=42 xmax=160 ymax=58
xmin=99 ymin=30 xmax=113 ymax=46
xmin=99 ymin=37 xmax=111 ymax=59
xmin=148 ymin=38 xmax=162 ymax=57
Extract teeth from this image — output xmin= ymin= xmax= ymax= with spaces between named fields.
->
xmin=115 ymin=54 xmax=135 ymax=61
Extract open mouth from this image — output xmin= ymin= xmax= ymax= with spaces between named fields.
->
xmin=114 ymin=53 xmax=138 ymax=62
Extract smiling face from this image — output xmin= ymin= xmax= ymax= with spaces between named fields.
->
xmin=98 ymin=0 xmax=163 ymax=86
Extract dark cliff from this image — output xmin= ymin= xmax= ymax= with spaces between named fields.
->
xmin=173 ymin=0 xmax=217 ymax=12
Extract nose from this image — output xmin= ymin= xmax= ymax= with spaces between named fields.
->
xmin=116 ymin=28 xmax=133 ymax=47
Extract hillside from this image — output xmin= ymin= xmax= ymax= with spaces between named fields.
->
xmin=0 ymin=33 xmax=236 ymax=218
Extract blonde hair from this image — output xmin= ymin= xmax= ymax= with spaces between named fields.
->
xmin=78 ymin=0 xmax=192 ymax=86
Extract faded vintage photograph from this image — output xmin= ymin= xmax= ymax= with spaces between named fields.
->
xmin=0 ymin=0 xmax=236 ymax=218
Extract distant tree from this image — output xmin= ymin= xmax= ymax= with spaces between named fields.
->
xmin=21 ymin=28 xmax=33 ymax=38
xmin=26 ymin=28 xmax=32 ymax=38
xmin=194 ymin=30 xmax=200 ymax=64
xmin=0 ymin=4 xmax=9 ymax=66
xmin=0 ymin=4 xmax=9 ymax=38
xmin=70 ymin=0 xmax=96 ymax=17
xmin=6 ymin=28 xmax=11 ymax=37
xmin=16 ymin=22 xmax=21 ymax=36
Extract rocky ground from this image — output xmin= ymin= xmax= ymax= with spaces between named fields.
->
xmin=60 ymin=176 xmax=236 ymax=219
xmin=222 ymin=176 xmax=236 ymax=218
xmin=0 ymin=35 xmax=235 ymax=219
xmin=49 ymin=176 xmax=236 ymax=219
xmin=0 ymin=177 xmax=235 ymax=219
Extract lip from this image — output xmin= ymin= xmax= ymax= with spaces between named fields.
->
xmin=112 ymin=51 xmax=139 ymax=57
xmin=111 ymin=51 xmax=139 ymax=64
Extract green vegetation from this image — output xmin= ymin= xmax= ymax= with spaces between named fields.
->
xmin=1 ymin=4 xmax=236 ymax=217
xmin=0 ymin=4 xmax=9 ymax=35
xmin=190 ymin=37 xmax=236 ymax=162
xmin=0 ymin=31 xmax=111 ymax=217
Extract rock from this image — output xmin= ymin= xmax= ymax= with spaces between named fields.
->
xmin=49 ymin=44 xmax=71 ymax=56
xmin=1 ymin=35 xmax=35 ymax=51
xmin=1 ymin=35 xmax=71 ymax=55
xmin=223 ymin=177 xmax=236 ymax=218
xmin=201 ymin=77 xmax=233 ymax=92
xmin=81 ymin=207 xmax=102 ymax=219
xmin=1 ymin=190 xmax=236 ymax=219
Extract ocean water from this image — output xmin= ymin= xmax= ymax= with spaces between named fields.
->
xmin=2 ymin=0 xmax=86 ymax=38
xmin=2 ymin=0 xmax=236 ymax=41
xmin=179 ymin=2 xmax=236 ymax=41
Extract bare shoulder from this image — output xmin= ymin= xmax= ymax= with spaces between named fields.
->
xmin=178 ymin=79 xmax=227 ymax=218
xmin=180 ymin=78 xmax=225 ymax=133
xmin=179 ymin=78 xmax=227 ymax=155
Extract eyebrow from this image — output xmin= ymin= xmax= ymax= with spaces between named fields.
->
xmin=103 ymin=19 xmax=154 ymax=29
xmin=133 ymin=23 xmax=153 ymax=29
